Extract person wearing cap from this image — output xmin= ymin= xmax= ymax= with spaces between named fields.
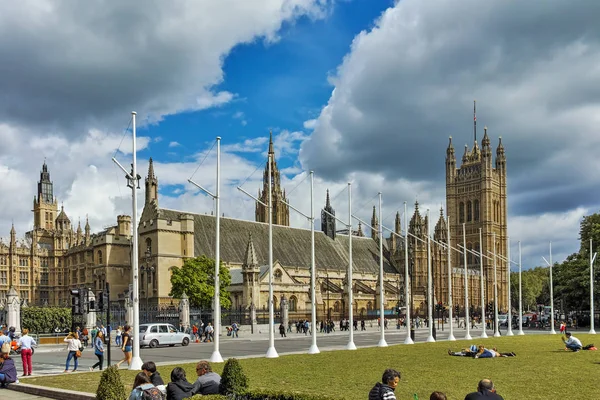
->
xmin=448 ymin=345 xmax=479 ymax=357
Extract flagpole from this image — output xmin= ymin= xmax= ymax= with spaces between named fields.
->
xmin=479 ymin=228 xmax=487 ymax=338
xmin=549 ymin=242 xmax=556 ymax=335
xmin=462 ymin=223 xmax=472 ymax=340
xmin=266 ymin=152 xmax=278 ymax=358
xmin=346 ymin=183 xmax=356 ymax=350
xmin=308 ymin=172 xmax=320 ymax=354
xmin=426 ymin=209 xmax=435 ymax=342
xmin=590 ymin=238 xmax=597 ymax=335
xmin=377 ymin=192 xmax=387 ymax=347
xmin=506 ymin=237 xmax=514 ymax=336
xmin=517 ymin=241 xmax=524 ymax=335
xmin=447 ymin=215 xmax=455 ymax=341
xmin=493 ymin=232 xmax=500 ymax=337
xmin=403 ymin=201 xmax=414 ymax=344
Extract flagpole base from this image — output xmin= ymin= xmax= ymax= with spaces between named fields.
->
xmin=404 ymin=336 xmax=414 ymax=345
xmin=266 ymin=346 xmax=279 ymax=358
xmin=464 ymin=333 xmax=473 ymax=341
xmin=378 ymin=339 xmax=388 ymax=347
xmin=517 ymin=330 xmax=525 ymax=336
xmin=588 ymin=329 xmax=596 ymax=334
xmin=426 ymin=335 xmax=436 ymax=343
xmin=129 ymin=356 xmax=144 ymax=371
xmin=549 ymin=329 xmax=557 ymax=335
xmin=308 ymin=344 xmax=320 ymax=354
xmin=480 ymin=331 xmax=488 ymax=339
xmin=506 ymin=329 xmax=514 ymax=336
xmin=346 ymin=341 xmax=357 ymax=350
xmin=447 ymin=334 xmax=456 ymax=341
xmin=493 ymin=331 xmax=501 ymax=338
xmin=210 ymin=351 xmax=224 ymax=363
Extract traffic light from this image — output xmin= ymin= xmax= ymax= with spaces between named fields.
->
xmin=455 ymin=305 xmax=459 ymax=314
xmin=97 ymin=291 xmax=108 ymax=312
xmin=70 ymin=289 xmax=80 ymax=315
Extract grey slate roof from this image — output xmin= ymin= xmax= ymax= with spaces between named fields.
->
xmin=159 ymin=208 xmax=397 ymax=275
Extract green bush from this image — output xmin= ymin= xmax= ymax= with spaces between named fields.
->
xmin=21 ymin=306 xmax=72 ymax=333
xmin=219 ymin=358 xmax=249 ymax=395
xmin=96 ymin=366 xmax=127 ymax=400
xmin=186 ymin=391 xmax=334 ymax=400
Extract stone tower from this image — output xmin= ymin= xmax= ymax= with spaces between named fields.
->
xmin=255 ymin=132 xmax=290 ymax=226
xmin=321 ymin=189 xmax=336 ymax=239
xmin=370 ymin=206 xmax=379 ymax=240
xmin=145 ymin=158 xmax=159 ymax=206
xmin=408 ymin=202 xmax=428 ymax=314
xmin=446 ymin=126 xmax=508 ymax=312
xmin=33 ymin=162 xmax=58 ymax=230
xmin=241 ymin=234 xmax=261 ymax=309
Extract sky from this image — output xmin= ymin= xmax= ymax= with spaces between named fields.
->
xmin=1 ymin=0 xmax=599 ymax=270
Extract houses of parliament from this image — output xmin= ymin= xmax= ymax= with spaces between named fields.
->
xmin=0 ymin=130 xmax=508 ymax=319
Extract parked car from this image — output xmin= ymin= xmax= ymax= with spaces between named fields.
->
xmin=498 ymin=314 xmax=508 ymax=327
xmin=138 ymin=323 xmax=191 ymax=348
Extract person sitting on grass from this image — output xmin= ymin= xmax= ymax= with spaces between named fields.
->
xmin=166 ymin=366 xmax=196 ymax=400
xmin=464 ymin=379 xmax=504 ymax=400
xmin=0 ymin=346 xmax=18 ymax=388
xmin=128 ymin=371 xmax=156 ymax=400
xmin=430 ymin=392 xmax=447 ymax=400
xmin=368 ymin=368 xmax=401 ymax=400
xmin=448 ymin=345 xmax=478 ymax=357
xmin=562 ymin=332 xmax=582 ymax=352
xmin=142 ymin=361 xmax=166 ymax=395
xmin=192 ymin=360 xmax=221 ymax=395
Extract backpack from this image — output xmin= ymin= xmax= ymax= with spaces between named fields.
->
xmin=141 ymin=386 xmax=163 ymax=400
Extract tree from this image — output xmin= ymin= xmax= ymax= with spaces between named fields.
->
xmin=169 ymin=255 xmax=232 ymax=309
xmin=510 ymin=266 xmax=549 ymax=311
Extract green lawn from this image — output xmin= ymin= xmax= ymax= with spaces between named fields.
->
xmin=27 ymin=334 xmax=599 ymax=399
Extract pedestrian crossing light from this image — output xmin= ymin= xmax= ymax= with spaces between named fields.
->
xmin=70 ymin=289 xmax=81 ymax=315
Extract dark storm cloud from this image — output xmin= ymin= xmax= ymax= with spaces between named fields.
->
xmin=299 ymin=0 xmax=600 ymax=234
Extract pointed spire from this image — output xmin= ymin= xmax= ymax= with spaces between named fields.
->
xmin=243 ymin=233 xmax=259 ymax=267
xmin=482 ymin=126 xmax=490 ymax=147
xmin=268 ymin=131 xmax=274 ymax=154
xmin=372 ymin=205 xmax=378 ymax=224
xmin=85 ymin=215 xmax=90 ymax=231
xmin=496 ymin=136 xmax=506 ymax=166
xmin=473 ymin=100 xmax=477 ymax=142
xmin=10 ymin=223 xmax=16 ymax=236
xmin=77 ymin=220 xmax=82 ymax=233
xmin=357 ymin=222 xmax=364 ymax=237
xmin=148 ymin=157 xmax=155 ymax=179
xmin=462 ymin=144 xmax=469 ymax=163
xmin=326 ymin=189 xmax=331 ymax=208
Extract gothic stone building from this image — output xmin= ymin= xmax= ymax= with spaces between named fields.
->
xmin=0 ymin=162 xmax=132 ymax=306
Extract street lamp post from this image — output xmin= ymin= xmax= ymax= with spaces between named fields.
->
xmin=541 ymin=243 xmax=557 ymax=335
xmin=590 ymin=239 xmax=597 ymax=335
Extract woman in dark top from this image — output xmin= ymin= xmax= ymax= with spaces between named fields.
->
xmin=0 ymin=352 xmax=18 ymax=387
xmin=166 ymin=367 xmax=195 ymax=400
xmin=116 ymin=325 xmax=132 ymax=368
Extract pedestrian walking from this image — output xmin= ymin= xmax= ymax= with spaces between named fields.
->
xmin=90 ymin=331 xmax=105 ymax=371
xmin=63 ymin=332 xmax=82 ymax=373
xmin=18 ymin=328 xmax=36 ymax=376
xmin=279 ymin=323 xmax=286 ymax=337
xmin=116 ymin=325 xmax=133 ymax=368
xmin=116 ymin=326 xmax=122 ymax=347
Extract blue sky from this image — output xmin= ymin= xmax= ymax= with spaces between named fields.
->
xmin=137 ymin=0 xmax=389 ymax=175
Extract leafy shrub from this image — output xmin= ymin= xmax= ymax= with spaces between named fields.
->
xmin=186 ymin=392 xmax=334 ymax=400
xmin=21 ymin=306 xmax=72 ymax=334
xmin=219 ymin=358 xmax=249 ymax=395
xmin=96 ymin=365 xmax=127 ymax=400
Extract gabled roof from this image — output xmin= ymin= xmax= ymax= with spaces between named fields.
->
xmin=157 ymin=208 xmax=397 ymax=275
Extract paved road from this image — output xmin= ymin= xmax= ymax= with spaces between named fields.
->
xmin=12 ymin=324 xmax=556 ymax=377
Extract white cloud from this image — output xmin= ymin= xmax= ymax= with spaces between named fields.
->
xmin=303 ymin=119 xmax=317 ymax=129
xmin=168 ymin=141 xmax=181 ymax=148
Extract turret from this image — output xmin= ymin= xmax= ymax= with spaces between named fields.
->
xmin=371 ymin=205 xmax=379 ymax=240
xmin=242 ymin=233 xmax=261 ymax=308
xmin=462 ymin=144 xmax=469 ymax=164
xmin=10 ymin=224 xmax=16 ymax=248
xmin=496 ymin=137 xmax=506 ymax=170
xmin=434 ymin=207 xmax=448 ymax=242
xmin=85 ymin=216 xmax=91 ymax=242
xmin=76 ymin=220 xmax=83 ymax=243
xmin=357 ymin=222 xmax=364 ymax=237
xmin=481 ymin=127 xmax=492 ymax=162
xmin=446 ymin=136 xmax=456 ymax=181
xmin=321 ymin=189 xmax=336 ymax=240
xmin=145 ymin=157 xmax=159 ymax=206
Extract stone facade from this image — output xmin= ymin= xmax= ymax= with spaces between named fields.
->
xmin=0 ymin=162 xmax=132 ymax=306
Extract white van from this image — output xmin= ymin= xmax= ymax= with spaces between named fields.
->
xmin=138 ymin=323 xmax=191 ymax=348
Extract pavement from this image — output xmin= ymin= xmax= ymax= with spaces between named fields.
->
xmin=1 ymin=390 xmax=52 ymax=399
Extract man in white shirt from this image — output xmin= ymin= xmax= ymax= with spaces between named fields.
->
xmin=562 ymin=332 xmax=582 ymax=352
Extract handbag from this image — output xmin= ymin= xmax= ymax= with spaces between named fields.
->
xmin=75 ymin=350 xmax=82 ymax=357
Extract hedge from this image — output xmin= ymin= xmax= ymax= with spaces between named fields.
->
xmin=21 ymin=307 xmax=72 ymax=334
xmin=185 ymin=391 xmax=335 ymax=400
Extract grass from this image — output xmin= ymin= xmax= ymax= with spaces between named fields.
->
xmin=26 ymin=334 xmax=599 ymax=399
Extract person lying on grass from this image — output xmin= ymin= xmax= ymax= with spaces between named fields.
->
xmin=448 ymin=345 xmax=478 ymax=357
xmin=474 ymin=345 xmax=516 ymax=358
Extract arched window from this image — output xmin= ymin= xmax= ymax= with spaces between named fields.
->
xmin=97 ymin=250 xmax=103 ymax=264
xmin=367 ymin=301 xmax=372 ymax=311
xmin=289 ymin=296 xmax=297 ymax=311
xmin=459 ymin=202 xmax=465 ymax=223
xmin=474 ymin=200 xmax=480 ymax=222
xmin=272 ymin=295 xmax=278 ymax=310
xmin=274 ymin=269 xmax=282 ymax=283
xmin=145 ymin=238 xmax=152 ymax=254
xmin=467 ymin=201 xmax=472 ymax=222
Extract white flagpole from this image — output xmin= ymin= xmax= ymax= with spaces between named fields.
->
xmin=590 ymin=238 xmax=597 ymax=335
xmin=378 ymin=192 xmax=387 ymax=347
xmin=493 ymin=232 xmax=500 ymax=337
xmin=403 ymin=202 xmax=414 ymax=344
xmin=479 ymin=228 xmax=488 ymax=338
xmin=549 ymin=242 xmax=556 ymax=335
xmin=447 ymin=215 xmax=455 ymax=341
xmin=210 ymin=138 xmax=224 ymax=362
xmin=463 ymin=223 xmax=472 ymax=340
xmin=308 ymin=172 xmax=320 ymax=353
xmin=426 ymin=209 xmax=435 ymax=342
xmin=517 ymin=241 xmax=524 ymax=335
xmin=266 ymin=152 xmax=278 ymax=358
xmin=129 ymin=111 xmax=143 ymax=370
xmin=506 ymin=238 xmax=513 ymax=336
xmin=347 ymin=183 xmax=357 ymax=350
